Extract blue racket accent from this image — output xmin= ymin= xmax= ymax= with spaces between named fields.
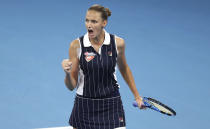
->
xmin=133 ymin=97 xmax=160 ymax=112
xmin=132 ymin=97 xmax=176 ymax=116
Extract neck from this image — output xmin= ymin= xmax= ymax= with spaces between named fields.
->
xmin=90 ymin=30 xmax=105 ymax=46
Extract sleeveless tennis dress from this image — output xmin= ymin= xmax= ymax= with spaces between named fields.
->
xmin=69 ymin=31 xmax=126 ymax=129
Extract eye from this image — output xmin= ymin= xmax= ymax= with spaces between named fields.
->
xmin=91 ymin=20 xmax=97 ymax=23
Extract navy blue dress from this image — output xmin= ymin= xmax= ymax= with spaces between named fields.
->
xmin=69 ymin=31 xmax=126 ymax=129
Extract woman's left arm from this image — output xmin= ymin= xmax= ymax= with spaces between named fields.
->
xmin=116 ymin=37 xmax=144 ymax=108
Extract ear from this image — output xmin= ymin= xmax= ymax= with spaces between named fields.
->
xmin=102 ymin=20 xmax=107 ymax=28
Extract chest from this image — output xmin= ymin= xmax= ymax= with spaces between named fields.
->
xmin=80 ymin=45 xmax=117 ymax=73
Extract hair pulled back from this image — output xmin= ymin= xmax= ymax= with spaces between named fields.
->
xmin=88 ymin=4 xmax=111 ymax=20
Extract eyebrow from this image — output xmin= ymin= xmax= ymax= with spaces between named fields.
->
xmin=85 ymin=18 xmax=97 ymax=22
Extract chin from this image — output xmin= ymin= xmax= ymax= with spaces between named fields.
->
xmin=88 ymin=35 xmax=95 ymax=39
xmin=89 ymin=34 xmax=97 ymax=39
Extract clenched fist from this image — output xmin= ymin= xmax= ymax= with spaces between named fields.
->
xmin=61 ymin=59 xmax=72 ymax=74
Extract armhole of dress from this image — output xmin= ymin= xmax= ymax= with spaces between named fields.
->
xmin=114 ymin=35 xmax=119 ymax=55
xmin=113 ymin=35 xmax=120 ymax=88
xmin=77 ymin=38 xmax=82 ymax=59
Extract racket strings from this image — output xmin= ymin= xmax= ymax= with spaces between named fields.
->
xmin=147 ymin=98 xmax=176 ymax=116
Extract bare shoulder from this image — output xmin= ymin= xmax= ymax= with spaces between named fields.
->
xmin=115 ymin=36 xmax=125 ymax=55
xmin=69 ymin=39 xmax=80 ymax=59
xmin=70 ymin=39 xmax=80 ymax=49
xmin=115 ymin=36 xmax=125 ymax=48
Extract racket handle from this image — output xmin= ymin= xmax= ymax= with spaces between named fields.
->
xmin=133 ymin=101 xmax=150 ymax=107
xmin=133 ymin=101 xmax=139 ymax=107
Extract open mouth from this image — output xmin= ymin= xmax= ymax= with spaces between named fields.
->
xmin=88 ymin=29 xmax=94 ymax=34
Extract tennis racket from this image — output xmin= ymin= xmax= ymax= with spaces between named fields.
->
xmin=133 ymin=97 xmax=176 ymax=116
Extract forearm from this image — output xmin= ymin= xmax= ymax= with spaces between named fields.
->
xmin=64 ymin=73 xmax=76 ymax=91
xmin=120 ymin=66 xmax=141 ymax=98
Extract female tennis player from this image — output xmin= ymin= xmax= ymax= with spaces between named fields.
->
xmin=61 ymin=4 xmax=144 ymax=129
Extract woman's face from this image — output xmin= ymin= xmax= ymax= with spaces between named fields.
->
xmin=85 ymin=10 xmax=107 ymax=39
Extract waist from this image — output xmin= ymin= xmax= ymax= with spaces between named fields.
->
xmin=76 ymin=89 xmax=120 ymax=99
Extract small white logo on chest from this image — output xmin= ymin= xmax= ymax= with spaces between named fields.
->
xmin=84 ymin=52 xmax=96 ymax=62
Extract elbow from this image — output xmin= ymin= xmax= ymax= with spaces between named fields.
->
xmin=66 ymin=84 xmax=76 ymax=91
xmin=119 ymin=65 xmax=129 ymax=74
xmin=69 ymin=85 xmax=75 ymax=90
xmin=119 ymin=68 xmax=126 ymax=75
xmin=64 ymin=79 xmax=76 ymax=91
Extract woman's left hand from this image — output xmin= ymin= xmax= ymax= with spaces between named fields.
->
xmin=135 ymin=96 xmax=147 ymax=109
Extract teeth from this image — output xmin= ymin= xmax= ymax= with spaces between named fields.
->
xmin=88 ymin=29 xmax=93 ymax=32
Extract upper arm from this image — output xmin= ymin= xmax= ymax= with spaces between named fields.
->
xmin=116 ymin=37 xmax=128 ymax=72
xmin=69 ymin=39 xmax=80 ymax=81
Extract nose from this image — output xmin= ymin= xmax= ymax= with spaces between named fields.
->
xmin=86 ymin=21 xmax=92 ymax=28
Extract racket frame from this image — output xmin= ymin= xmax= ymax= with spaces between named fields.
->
xmin=133 ymin=97 xmax=176 ymax=116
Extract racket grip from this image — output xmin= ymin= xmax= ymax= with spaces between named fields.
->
xmin=133 ymin=101 xmax=150 ymax=107
xmin=133 ymin=101 xmax=139 ymax=107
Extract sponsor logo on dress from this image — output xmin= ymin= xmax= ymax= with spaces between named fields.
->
xmin=84 ymin=52 xmax=96 ymax=62
xmin=119 ymin=117 xmax=124 ymax=122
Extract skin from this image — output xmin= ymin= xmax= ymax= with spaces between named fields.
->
xmin=61 ymin=10 xmax=145 ymax=129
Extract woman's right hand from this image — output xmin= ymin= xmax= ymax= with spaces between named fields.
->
xmin=61 ymin=59 xmax=72 ymax=74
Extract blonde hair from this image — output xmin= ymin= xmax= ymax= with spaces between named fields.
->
xmin=88 ymin=4 xmax=111 ymax=20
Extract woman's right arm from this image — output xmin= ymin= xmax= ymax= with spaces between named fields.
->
xmin=61 ymin=39 xmax=80 ymax=91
